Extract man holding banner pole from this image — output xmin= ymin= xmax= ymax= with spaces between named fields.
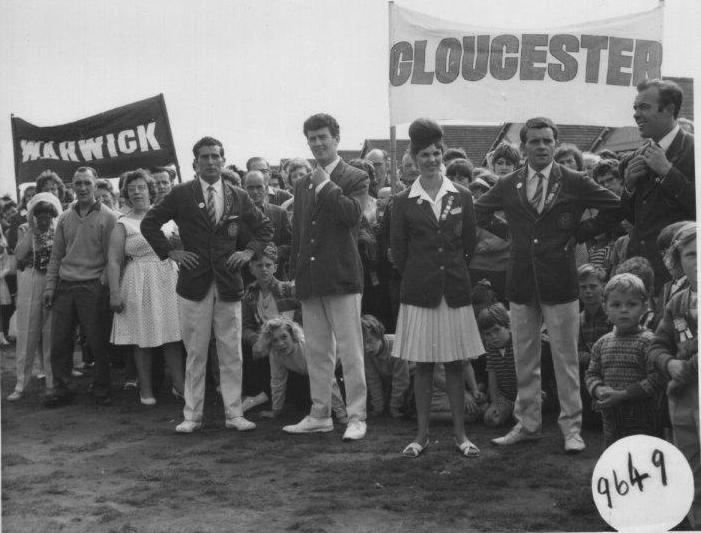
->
xmin=475 ymin=117 xmax=620 ymax=453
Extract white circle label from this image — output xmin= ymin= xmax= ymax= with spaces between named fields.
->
xmin=591 ymin=435 xmax=694 ymax=532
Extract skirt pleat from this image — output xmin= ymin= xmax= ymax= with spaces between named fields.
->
xmin=392 ymin=298 xmax=485 ymax=363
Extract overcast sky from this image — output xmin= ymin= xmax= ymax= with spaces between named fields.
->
xmin=1 ymin=0 xmax=699 ymax=195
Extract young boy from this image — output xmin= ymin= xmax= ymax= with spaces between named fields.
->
xmin=577 ymin=264 xmax=612 ymax=428
xmin=649 ymin=222 xmax=699 ymax=527
xmin=361 ymin=314 xmax=410 ymax=418
xmin=240 ymin=243 xmax=298 ymax=411
xmin=615 ymin=256 xmax=656 ymax=330
xmin=585 ymin=274 xmax=665 ymax=447
xmin=478 ymin=303 xmax=518 ymax=428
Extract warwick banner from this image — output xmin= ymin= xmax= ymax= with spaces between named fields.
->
xmin=11 ymin=94 xmax=178 ymax=185
xmin=388 ymin=4 xmax=664 ymax=127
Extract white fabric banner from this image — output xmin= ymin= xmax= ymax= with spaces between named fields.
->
xmin=388 ymin=4 xmax=664 ymax=127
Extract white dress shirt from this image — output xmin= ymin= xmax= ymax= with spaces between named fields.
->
xmin=199 ymin=176 xmax=224 ymax=222
xmin=527 ymin=162 xmax=553 ymax=213
xmin=657 ymin=124 xmax=680 ymax=152
xmin=407 ymin=176 xmax=458 ymax=221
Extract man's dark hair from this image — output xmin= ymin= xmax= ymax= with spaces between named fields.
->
xmin=637 ymin=78 xmax=683 ymax=118
xmin=303 ymin=113 xmax=340 ymax=138
xmin=192 ymin=136 xmax=225 ymax=158
xmin=519 ymin=117 xmax=559 ymax=144
xmin=149 ymin=166 xmax=176 ymax=181
xmin=74 ymin=166 xmax=98 ymax=179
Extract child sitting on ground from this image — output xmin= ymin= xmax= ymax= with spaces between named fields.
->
xmin=649 ymin=222 xmax=699 ymax=527
xmin=240 ymin=243 xmax=298 ymax=412
xmin=254 ymin=317 xmax=347 ymax=423
xmin=361 ymin=314 xmax=410 ymax=418
xmin=577 ymin=264 xmax=612 ymax=429
xmin=477 ymin=303 xmax=518 ymax=427
xmin=585 ymin=274 xmax=665 ymax=447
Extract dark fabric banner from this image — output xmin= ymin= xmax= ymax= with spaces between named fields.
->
xmin=11 ymin=94 xmax=178 ymax=185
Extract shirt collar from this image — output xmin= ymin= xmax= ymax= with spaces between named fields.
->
xmin=199 ymin=176 xmax=223 ymax=195
xmin=323 ymin=156 xmax=341 ymax=176
xmin=72 ymin=199 xmax=101 ymax=216
xmin=657 ymin=124 xmax=680 ymax=152
xmin=528 ymin=162 xmax=553 ymax=181
xmin=407 ymin=176 xmax=458 ymax=202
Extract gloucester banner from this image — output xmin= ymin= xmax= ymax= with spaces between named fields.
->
xmin=388 ymin=4 xmax=664 ymax=127
xmin=11 ymin=94 xmax=178 ymax=185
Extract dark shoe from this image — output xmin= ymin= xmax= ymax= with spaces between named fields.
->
xmin=95 ymin=395 xmax=113 ymax=406
xmin=44 ymin=391 xmax=73 ymax=408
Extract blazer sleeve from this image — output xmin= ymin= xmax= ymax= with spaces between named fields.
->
xmin=474 ymin=180 xmax=509 ymax=239
xmin=141 ymin=189 xmax=179 ymax=260
xmin=461 ymin=190 xmax=477 ymax=260
xmin=389 ymin=195 xmax=409 ymax=275
xmin=316 ymin=167 xmax=368 ymax=228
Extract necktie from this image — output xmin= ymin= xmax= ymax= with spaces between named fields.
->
xmin=207 ymin=185 xmax=217 ymax=225
xmin=530 ymin=172 xmax=544 ymax=213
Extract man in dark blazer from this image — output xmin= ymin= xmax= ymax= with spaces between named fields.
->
xmin=475 ymin=117 xmax=620 ymax=453
xmin=619 ymin=79 xmax=695 ymax=291
xmin=142 ymin=136 xmax=273 ymax=433
xmin=283 ymin=113 xmax=369 ymax=440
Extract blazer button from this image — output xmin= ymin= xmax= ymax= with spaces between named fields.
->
xmin=311 ymin=257 xmax=316 ymax=261
xmin=312 ymin=221 xmax=316 ymax=226
xmin=310 ymin=238 xmax=315 ymax=244
xmin=440 ymin=266 xmax=445 ymax=271
xmin=533 ymin=238 xmax=539 ymax=244
xmin=438 ymin=247 xmax=444 ymax=253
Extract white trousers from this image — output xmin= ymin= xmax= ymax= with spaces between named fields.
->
xmin=510 ymin=299 xmax=582 ymax=437
xmin=14 ymin=268 xmax=52 ymax=393
xmin=301 ymin=294 xmax=366 ymax=421
xmin=178 ymin=284 xmax=242 ymax=422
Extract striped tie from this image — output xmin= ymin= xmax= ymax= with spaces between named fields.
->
xmin=530 ymin=172 xmax=544 ymax=213
xmin=207 ymin=185 xmax=217 ymax=225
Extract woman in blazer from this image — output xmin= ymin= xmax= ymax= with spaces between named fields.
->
xmin=391 ymin=118 xmax=484 ymax=459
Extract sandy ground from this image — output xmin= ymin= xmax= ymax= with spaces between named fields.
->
xmin=1 ymin=345 xmax=609 ymax=533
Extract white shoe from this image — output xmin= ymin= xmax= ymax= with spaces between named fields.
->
xmin=564 ymin=433 xmax=586 ymax=454
xmin=282 ymin=415 xmax=333 ymax=434
xmin=6 ymin=390 xmax=22 ymax=401
xmin=242 ymin=392 xmax=269 ymax=412
xmin=225 ymin=416 xmax=256 ymax=431
xmin=491 ymin=426 xmax=540 ymax=446
xmin=140 ymin=395 xmax=156 ymax=406
xmin=175 ymin=420 xmax=202 ymax=433
xmin=342 ymin=419 xmax=367 ymax=441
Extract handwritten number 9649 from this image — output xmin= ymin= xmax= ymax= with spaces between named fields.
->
xmin=597 ymin=449 xmax=667 ymax=508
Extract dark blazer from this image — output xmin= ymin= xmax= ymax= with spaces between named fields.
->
xmin=141 ymin=178 xmax=273 ymax=302
xmin=290 ymin=159 xmax=368 ymax=299
xmin=475 ymin=163 xmax=619 ymax=305
xmin=620 ymin=128 xmax=695 ymax=289
xmin=391 ymin=181 xmax=477 ymax=308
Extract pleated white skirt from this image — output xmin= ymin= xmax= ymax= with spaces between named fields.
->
xmin=392 ymin=297 xmax=485 ymax=363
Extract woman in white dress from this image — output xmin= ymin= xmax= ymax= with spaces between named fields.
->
xmin=391 ymin=118 xmax=485 ymax=458
xmin=107 ymin=169 xmax=184 ymax=405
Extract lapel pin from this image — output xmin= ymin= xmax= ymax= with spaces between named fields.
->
xmin=308 ymin=183 xmax=313 ymax=190
xmin=417 ymin=198 xmax=423 ymax=205
xmin=198 ymin=202 xmax=205 ymax=208
xmin=516 ymin=183 xmax=522 ymax=189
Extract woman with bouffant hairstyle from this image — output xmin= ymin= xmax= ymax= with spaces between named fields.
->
xmin=390 ymin=118 xmax=484 ymax=458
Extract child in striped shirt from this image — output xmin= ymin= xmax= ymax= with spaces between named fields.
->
xmin=478 ymin=303 xmax=517 ymax=427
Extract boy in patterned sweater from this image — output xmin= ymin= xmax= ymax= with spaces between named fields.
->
xmin=648 ymin=222 xmax=699 ymax=527
xmin=585 ymin=274 xmax=665 ymax=447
